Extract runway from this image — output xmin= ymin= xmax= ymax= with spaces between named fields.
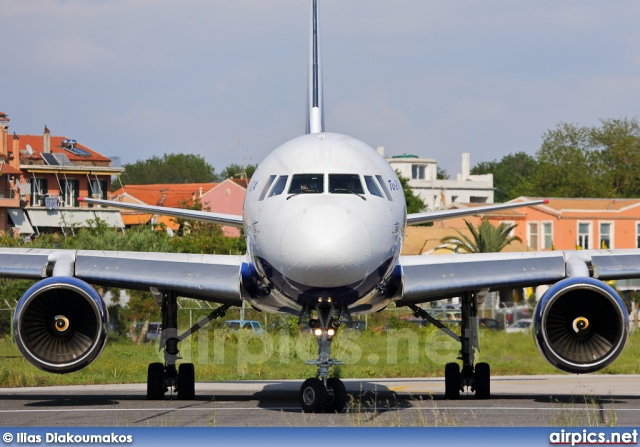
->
xmin=1 ymin=375 xmax=639 ymax=427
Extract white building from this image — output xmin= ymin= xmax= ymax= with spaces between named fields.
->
xmin=383 ymin=148 xmax=494 ymax=211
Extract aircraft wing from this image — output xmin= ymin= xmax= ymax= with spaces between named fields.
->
xmin=399 ymin=249 xmax=640 ymax=304
xmin=79 ymin=197 xmax=244 ymax=228
xmin=406 ymin=199 xmax=548 ymax=225
xmin=0 ymin=248 xmax=244 ymax=303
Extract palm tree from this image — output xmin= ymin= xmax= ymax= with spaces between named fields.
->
xmin=440 ymin=217 xmax=521 ymax=253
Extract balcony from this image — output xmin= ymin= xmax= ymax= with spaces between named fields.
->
xmin=0 ymin=191 xmax=20 ymax=207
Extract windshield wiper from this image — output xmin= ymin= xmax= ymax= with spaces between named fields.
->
xmin=286 ymin=190 xmax=317 ymax=200
xmin=334 ymin=188 xmax=366 ymax=200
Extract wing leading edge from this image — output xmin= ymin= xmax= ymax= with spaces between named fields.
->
xmin=399 ymin=248 xmax=640 ymax=304
xmin=406 ymin=199 xmax=548 ymax=226
xmin=79 ymin=197 xmax=244 ymax=228
xmin=0 ymin=248 xmax=244 ymax=304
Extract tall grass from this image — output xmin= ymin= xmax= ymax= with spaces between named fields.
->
xmin=2 ymin=329 xmax=640 ymax=388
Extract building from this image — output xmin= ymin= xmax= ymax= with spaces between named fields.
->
xmin=384 ymin=149 xmax=494 ymax=210
xmin=112 ymin=178 xmax=246 ymax=236
xmin=0 ymin=112 xmax=124 ymax=236
xmin=436 ymin=197 xmax=640 ymax=251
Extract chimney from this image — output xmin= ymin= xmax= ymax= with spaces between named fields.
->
xmin=43 ymin=125 xmax=51 ymax=154
xmin=377 ymin=146 xmax=385 ymax=157
xmin=461 ymin=152 xmax=470 ymax=181
xmin=11 ymin=133 xmax=20 ymax=170
xmin=199 ymin=187 xmax=203 ymax=198
xmin=0 ymin=112 xmax=9 ymax=156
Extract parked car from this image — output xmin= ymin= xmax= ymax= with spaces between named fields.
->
xmin=126 ymin=322 xmax=162 ymax=341
xmin=225 ymin=320 xmax=264 ymax=335
xmin=505 ymin=318 xmax=533 ymax=333
xmin=478 ymin=318 xmax=504 ymax=331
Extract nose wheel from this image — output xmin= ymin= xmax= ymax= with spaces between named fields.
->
xmin=299 ymin=298 xmax=349 ymax=413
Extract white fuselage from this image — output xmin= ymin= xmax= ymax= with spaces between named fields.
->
xmin=241 ymin=132 xmax=406 ymax=315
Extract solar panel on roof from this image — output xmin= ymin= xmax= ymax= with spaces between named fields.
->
xmin=53 ymin=153 xmax=73 ymax=166
xmin=62 ymin=146 xmax=92 ymax=157
xmin=70 ymin=147 xmax=92 ymax=157
xmin=41 ymin=153 xmax=60 ymax=165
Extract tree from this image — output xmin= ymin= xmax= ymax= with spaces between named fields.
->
xmin=517 ymin=118 xmax=640 ymax=198
xmin=471 ymin=152 xmax=538 ymax=202
xmin=436 ymin=167 xmax=449 ymax=180
xmin=117 ymin=153 xmax=217 ymax=189
xmin=592 ymin=118 xmax=640 ymax=197
xmin=439 ymin=218 xmax=521 ymax=253
xmin=218 ymin=163 xmax=258 ymax=180
xmin=396 ymin=172 xmax=427 ymax=214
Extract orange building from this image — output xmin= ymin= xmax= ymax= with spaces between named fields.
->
xmin=436 ymin=197 xmax=640 ymax=251
xmin=0 ymin=112 xmax=124 ymax=236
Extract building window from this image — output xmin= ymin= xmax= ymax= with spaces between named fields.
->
xmin=528 ymin=222 xmax=538 ymax=250
xmin=30 ymin=178 xmax=48 ymax=206
xmin=411 ymin=165 xmax=425 ymax=180
xmin=577 ymin=222 xmax=591 ymax=249
xmin=470 ymin=196 xmax=488 ymax=203
xmin=542 ymin=222 xmax=553 ymax=249
xmin=599 ymin=222 xmax=612 ymax=249
xmin=637 ymin=223 xmax=640 ymax=248
xmin=501 ymin=220 xmax=516 ymax=237
xmin=60 ymin=179 xmax=79 ymax=207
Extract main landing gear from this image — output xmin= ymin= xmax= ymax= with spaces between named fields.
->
xmin=146 ymin=289 xmax=231 ymax=400
xmin=299 ymin=297 xmax=348 ymax=413
xmin=409 ymin=290 xmax=490 ymax=400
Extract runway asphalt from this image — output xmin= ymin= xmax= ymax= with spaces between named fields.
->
xmin=0 ymin=375 xmax=639 ymax=427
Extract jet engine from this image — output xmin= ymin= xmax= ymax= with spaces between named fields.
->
xmin=13 ymin=277 xmax=109 ymax=374
xmin=533 ymin=277 xmax=628 ymax=374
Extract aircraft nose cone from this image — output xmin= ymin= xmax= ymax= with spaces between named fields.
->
xmin=281 ymin=205 xmax=372 ymax=287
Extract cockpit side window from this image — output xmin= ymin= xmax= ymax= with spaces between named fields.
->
xmin=258 ymin=175 xmax=277 ymax=201
xmin=329 ymin=174 xmax=365 ymax=194
xmin=364 ymin=175 xmax=384 ymax=198
xmin=375 ymin=175 xmax=393 ymax=201
xmin=288 ymin=174 xmax=324 ymax=194
xmin=268 ymin=175 xmax=289 ymax=197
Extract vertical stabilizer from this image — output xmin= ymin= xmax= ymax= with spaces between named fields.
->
xmin=306 ymin=0 xmax=324 ymax=134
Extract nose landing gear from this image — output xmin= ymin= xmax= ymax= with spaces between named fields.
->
xmin=299 ymin=298 xmax=348 ymax=413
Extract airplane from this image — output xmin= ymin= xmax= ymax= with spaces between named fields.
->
xmin=1 ymin=0 xmax=633 ymax=413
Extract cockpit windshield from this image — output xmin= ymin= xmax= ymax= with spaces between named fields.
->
xmin=329 ymin=174 xmax=365 ymax=195
xmin=288 ymin=174 xmax=324 ymax=194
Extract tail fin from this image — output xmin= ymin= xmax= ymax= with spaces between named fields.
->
xmin=305 ymin=0 xmax=324 ymax=134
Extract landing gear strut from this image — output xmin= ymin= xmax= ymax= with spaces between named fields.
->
xmin=299 ymin=298 xmax=348 ymax=413
xmin=146 ymin=289 xmax=231 ymax=400
xmin=410 ymin=290 xmax=490 ymax=399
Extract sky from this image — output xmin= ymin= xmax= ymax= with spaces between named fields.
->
xmin=1 ymin=0 xmax=640 ymax=178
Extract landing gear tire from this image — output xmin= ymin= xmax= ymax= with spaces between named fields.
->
xmin=475 ymin=362 xmax=490 ymax=399
xmin=444 ymin=362 xmax=460 ymax=400
xmin=147 ymin=362 xmax=165 ymax=400
xmin=324 ymin=378 xmax=347 ymax=413
xmin=177 ymin=363 xmax=195 ymax=400
xmin=300 ymin=378 xmax=327 ymax=413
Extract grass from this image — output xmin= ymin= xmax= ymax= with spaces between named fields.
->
xmin=2 ymin=328 xmax=640 ymax=388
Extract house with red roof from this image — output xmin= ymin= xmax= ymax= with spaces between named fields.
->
xmin=435 ymin=197 xmax=640 ymax=251
xmin=0 ymin=111 xmax=124 ymax=236
xmin=112 ymin=178 xmax=246 ymax=236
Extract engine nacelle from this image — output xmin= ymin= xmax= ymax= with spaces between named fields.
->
xmin=534 ymin=277 xmax=628 ymax=374
xmin=13 ymin=277 xmax=109 ymax=374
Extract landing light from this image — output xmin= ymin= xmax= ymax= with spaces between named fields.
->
xmin=314 ymin=328 xmax=323 ymax=337
xmin=327 ymin=328 xmax=335 ymax=337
